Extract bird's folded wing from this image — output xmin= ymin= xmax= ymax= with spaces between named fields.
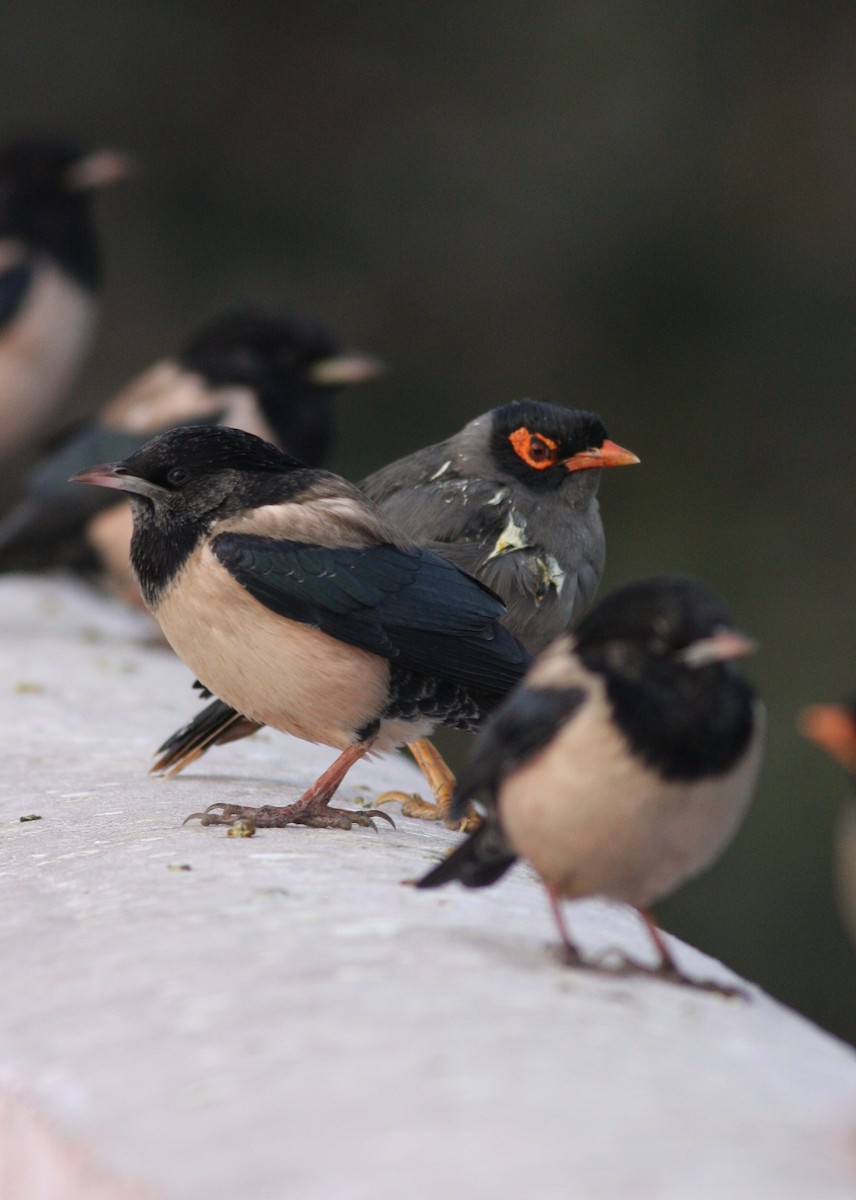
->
xmin=211 ymin=533 xmax=530 ymax=693
xmin=451 ymin=685 xmax=587 ymax=818
xmin=0 ymin=259 xmax=32 ymax=328
xmin=362 ymin=468 xmax=511 ymax=551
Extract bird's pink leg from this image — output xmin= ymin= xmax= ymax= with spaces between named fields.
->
xmin=545 ymin=883 xmax=584 ymax=965
xmin=639 ymin=908 xmax=681 ymax=973
xmin=635 ymin=909 xmax=747 ymax=998
xmin=185 ymin=740 xmax=395 ymax=831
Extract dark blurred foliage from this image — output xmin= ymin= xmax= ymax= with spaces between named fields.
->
xmin=2 ymin=2 xmax=855 ymax=1041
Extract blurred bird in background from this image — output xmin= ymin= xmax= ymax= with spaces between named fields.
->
xmin=799 ymin=701 xmax=856 ymax=948
xmin=0 ymin=304 xmax=384 ymax=601
xmin=0 ymin=137 xmax=131 ymax=471
xmin=149 ymin=399 xmax=638 ymax=826
xmin=72 ymin=425 xmax=530 ymax=830
xmin=418 ymin=576 xmax=764 ymax=992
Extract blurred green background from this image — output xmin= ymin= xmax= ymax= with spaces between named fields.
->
xmin=2 ymin=2 xmax=855 ymax=1041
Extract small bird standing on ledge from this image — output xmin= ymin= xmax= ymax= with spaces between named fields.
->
xmin=0 ymin=137 xmax=132 ymax=465
xmin=0 ymin=305 xmax=383 ymax=596
xmin=150 ymin=399 xmax=638 ymax=825
xmin=417 ymin=577 xmax=764 ymax=990
xmin=72 ymin=425 xmax=529 ymax=830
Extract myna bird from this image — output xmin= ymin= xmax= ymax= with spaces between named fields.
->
xmin=417 ymin=577 xmax=764 ymax=991
xmin=71 ymin=425 xmax=530 ymax=830
xmin=150 ymin=399 xmax=639 ymax=818
xmin=0 ymin=137 xmax=131 ymax=463
xmin=363 ymin=399 xmax=639 ymax=650
xmin=0 ymin=305 xmax=384 ymax=597
xmin=799 ymin=700 xmax=856 ymax=947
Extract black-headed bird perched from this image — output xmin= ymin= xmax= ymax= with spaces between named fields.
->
xmin=417 ymin=577 xmax=764 ymax=990
xmin=0 ymin=137 xmax=131 ymax=463
xmin=0 ymin=305 xmax=383 ymax=597
xmin=149 ymin=399 xmax=638 ymax=822
xmin=72 ymin=425 xmax=530 ymax=830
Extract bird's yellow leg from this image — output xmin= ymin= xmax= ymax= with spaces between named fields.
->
xmin=376 ymin=738 xmax=479 ymax=831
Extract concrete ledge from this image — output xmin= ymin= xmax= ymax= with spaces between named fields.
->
xmin=2 ymin=576 xmax=856 ymax=1199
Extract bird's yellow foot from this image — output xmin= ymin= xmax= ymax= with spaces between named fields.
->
xmin=375 ymin=788 xmax=480 ymax=832
xmin=375 ymin=737 xmax=480 ymax=829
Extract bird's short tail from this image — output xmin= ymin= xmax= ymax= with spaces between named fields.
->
xmin=151 ymin=698 xmax=260 ymax=775
xmin=416 ymin=818 xmax=517 ymax=889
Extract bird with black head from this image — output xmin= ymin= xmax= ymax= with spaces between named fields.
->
xmin=0 ymin=304 xmax=383 ymax=598
xmin=150 ymin=398 xmax=638 ymax=826
xmin=0 ymin=137 xmax=132 ymax=464
xmin=72 ymin=425 xmax=530 ymax=831
xmin=418 ymin=576 xmax=764 ymax=992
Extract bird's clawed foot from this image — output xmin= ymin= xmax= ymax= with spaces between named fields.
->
xmin=375 ymin=789 xmax=478 ymax=832
xmin=376 ymin=739 xmax=481 ymax=831
xmin=182 ymin=741 xmax=394 ymax=832
xmin=545 ymin=898 xmax=747 ymax=998
xmin=184 ymin=800 xmax=395 ymax=831
xmin=589 ymin=949 xmax=749 ymax=999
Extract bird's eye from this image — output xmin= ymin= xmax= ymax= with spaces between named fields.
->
xmin=166 ymin=466 xmax=191 ymax=487
xmin=508 ymin=427 xmax=560 ymax=470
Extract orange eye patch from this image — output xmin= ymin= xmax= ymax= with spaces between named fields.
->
xmin=509 ymin=427 xmax=560 ymax=469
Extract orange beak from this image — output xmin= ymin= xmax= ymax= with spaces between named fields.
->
xmin=563 ymin=440 xmax=640 ymax=472
xmin=799 ymin=705 xmax=856 ymax=775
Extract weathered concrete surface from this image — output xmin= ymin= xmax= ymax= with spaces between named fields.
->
xmin=1 ymin=574 xmax=855 ymax=1200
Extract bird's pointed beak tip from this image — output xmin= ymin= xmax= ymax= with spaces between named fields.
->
xmin=306 ymin=351 xmax=387 ymax=387
xmin=564 ymin=441 xmax=640 ymax=472
xmin=598 ymin=440 xmax=641 ymax=468
xmin=69 ymin=463 xmax=125 ymax=489
xmin=65 ymin=149 xmax=137 ymax=192
xmin=680 ymin=629 xmax=758 ymax=667
xmin=714 ymin=630 xmax=758 ymax=661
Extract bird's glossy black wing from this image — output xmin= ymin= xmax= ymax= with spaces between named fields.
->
xmin=450 ymin=684 xmax=587 ymax=820
xmin=212 ymin=533 xmax=530 ymax=694
xmin=152 ymin=697 xmax=260 ymax=775
xmin=0 ymin=260 xmax=31 ymax=327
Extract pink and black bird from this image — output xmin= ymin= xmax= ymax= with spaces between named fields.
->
xmin=418 ymin=577 xmax=764 ymax=990
xmin=0 ymin=304 xmax=383 ymax=596
xmin=0 ymin=137 xmax=131 ymax=465
xmin=72 ymin=425 xmax=530 ymax=830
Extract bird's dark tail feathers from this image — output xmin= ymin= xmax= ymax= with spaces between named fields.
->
xmin=151 ymin=698 xmax=260 ymax=776
xmin=416 ymin=818 xmax=517 ymax=889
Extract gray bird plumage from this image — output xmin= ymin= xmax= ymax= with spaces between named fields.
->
xmin=362 ymin=399 xmax=638 ymax=653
